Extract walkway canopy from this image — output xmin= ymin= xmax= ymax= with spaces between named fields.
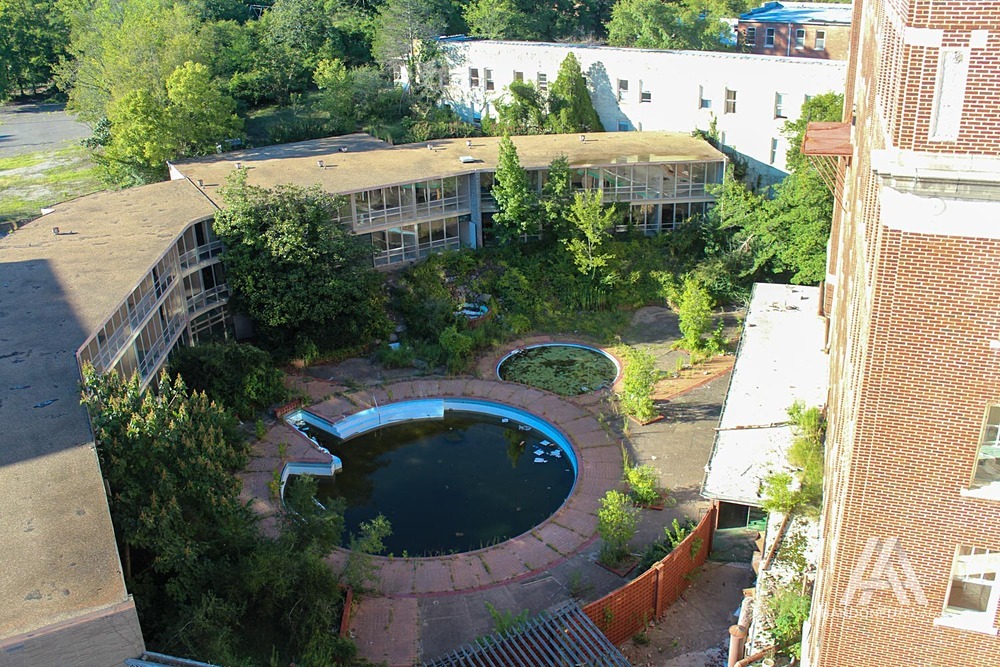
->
xmin=422 ymin=601 xmax=632 ymax=667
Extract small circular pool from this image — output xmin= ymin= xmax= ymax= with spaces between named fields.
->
xmin=289 ymin=402 xmax=576 ymax=556
xmin=497 ymin=343 xmax=619 ymax=396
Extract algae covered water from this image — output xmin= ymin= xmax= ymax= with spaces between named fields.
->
xmin=294 ymin=412 xmax=575 ymax=555
xmin=498 ymin=344 xmax=618 ymax=395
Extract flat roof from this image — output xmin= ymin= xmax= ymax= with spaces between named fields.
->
xmin=702 ymin=283 xmax=829 ymax=506
xmin=740 ymin=2 xmax=853 ymax=25
xmin=0 ymin=178 xmax=216 ymax=638
xmin=171 ymin=131 xmax=727 ymax=202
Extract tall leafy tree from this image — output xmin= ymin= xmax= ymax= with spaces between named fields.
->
xmin=464 ymin=0 xmax=537 ymax=40
xmin=541 ymin=154 xmax=574 ymax=241
xmin=56 ymin=0 xmax=213 ymax=123
xmin=98 ymin=60 xmax=242 ymax=185
xmin=547 ymin=53 xmax=604 ymax=133
xmin=488 ymin=80 xmax=547 ymax=135
xmin=491 ymin=135 xmax=539 ymax=244
xmin=606 ymin=0 xmax=736 ymax=51
xmin=372 ymin=0 xmax=450 ymax=84
xmin=563 ymin=189 xmax=618 ymax=281
xmin=0 ymin=0 xmax=67 ymax=99
xmin=214 ymin=171 xmax=390 ymax=355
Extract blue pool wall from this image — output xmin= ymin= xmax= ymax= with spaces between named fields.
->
xmin=285 ymin=398 xmax=579 ymax=477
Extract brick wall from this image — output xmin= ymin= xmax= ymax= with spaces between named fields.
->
xmin=583 ymin=505 xmax=716 ymax=644
xmin=738 ymin=22 xmax=851 ymax=60
xmin=808 ymin=1 xmax=1000 ymax=665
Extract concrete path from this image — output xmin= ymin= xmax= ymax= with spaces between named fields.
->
xmin=0 ymin=103 xmax=91 ymax=157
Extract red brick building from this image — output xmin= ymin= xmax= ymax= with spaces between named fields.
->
xmin=739 ymin=2 xmax=853 ymax=60
xmin=803 ymin=0 xmax=1000 ymax=664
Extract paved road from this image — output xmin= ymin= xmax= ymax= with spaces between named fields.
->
xmin=0 ymin=103 xmax=91 ymax=157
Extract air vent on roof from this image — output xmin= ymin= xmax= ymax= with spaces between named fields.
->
xmin=459 ymin=155 xmax=476 ymax=163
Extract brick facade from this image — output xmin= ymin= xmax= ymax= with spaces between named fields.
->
xmin=806 ymin=1 xmax=1000 ymax=665
xmin=739 ymin=21 xmax=851 ymax=60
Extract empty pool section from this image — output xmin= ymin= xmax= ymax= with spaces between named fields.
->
xmin=497 ymin=344 xmax=620 ymax=396
xmin=285 ymin=399 xmax=578 ymax=555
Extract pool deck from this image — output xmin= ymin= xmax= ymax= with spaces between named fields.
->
xmin=241 ymin=327 xmax=735 ymax=666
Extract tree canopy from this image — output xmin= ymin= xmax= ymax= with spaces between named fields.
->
xmin=213 ymin=171 xmax=390 ymax=357
xmin=547 ymin=53 xmax=604 ymax=133
xmin=0 ymin=0 xmax=67 ymax=100
xmin=491 ymin=135 xmax=539 ymax=244
xmin=607 ymin=0 xmax=737 ymax=51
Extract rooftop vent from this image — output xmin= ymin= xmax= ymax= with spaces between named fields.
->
xmin=459 ymin=155 xmax=476 ymax=164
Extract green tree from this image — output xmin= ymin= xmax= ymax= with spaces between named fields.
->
xmin=464 ymin=0 xmax=537 ymax=39
xmin=0 ymin=0 xmax=67 ymax=99
xmin=489 ymin=80 xmax=547 ymax=135
xmin=372 ymin=0 xmax=449 ymax=85
xmin=547 ymin=53 xmax=603 ymax=133
xmin=607 ymin=0 xmax=736 ymax=51
xmin=782 ymin=92 xmax=844 ymax=173
xmin=169 ymin=341 xmax=287 ymax=420
xmin=56 ymin=0 xmax=212 ymax=123
xmin=541 ymin=154 xmax=574 ymax=241
xmin=491 ymin=135 xmax=539 ymax=244
xmin=99 ymin=60 xmax=242 ymax=185
xmin=563 ymin=189 xmax=617 ymax=281
xmin=597 ymin=489 xmax=639 ymax=565
xmin=313 ymin=57 xmax=357 ymax=133
xmin=214 ymin=171 xmax=390 ymax=356
xmin=677 ymin=275 xmax=715 ymax=351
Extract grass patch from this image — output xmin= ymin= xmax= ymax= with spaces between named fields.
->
xmin=244 ymin=91 xmax=329 ymax=146
xmin=0 ymin=144 xmax=106 ymax=231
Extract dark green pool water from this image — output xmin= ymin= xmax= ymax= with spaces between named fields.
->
xmin=294 ymin=412 xmax=575 ymax=556
xmin=498 ymin=345 xmax=618 ymax=396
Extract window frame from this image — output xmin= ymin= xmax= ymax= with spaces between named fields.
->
xmin=724 ymin=89 xmax=737 ymax=114
xmin=765 ymin=27 xmax=775 ymax=48
xmin=815 ymin=30 xmax=827 ymax=49
xmin=484 ymin=68 xmax=494 ymax=91
xmin=937 ymin=545 xmax=1000 ymax=634
xmin=746 ymin=26 xmax=757 ymax=45
xmin=513 ymin=70 xmax=523 ymax=83
xmin=775 ymin=92 xmax=787 ymax=119
xmin=469 ymin=67 xmax=480 ymax=88
xmin=617 ymin=78 xmax=629 ymax=102
xmin=795 ymin=28 xmax=806 ymax=49
xmin=970 ymin=405 xmax=1000 ymax=494
xmin=537 ymin=72 xmax=547 ymax=92
xmin=769 ymin=138 xmax=779 ymax=165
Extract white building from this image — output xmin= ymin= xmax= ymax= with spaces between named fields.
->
xmin=425 ymin=38 xmax=847 ymax=187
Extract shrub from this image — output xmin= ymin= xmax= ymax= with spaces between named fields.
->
xmin=439 ymin=325 xmax=474 ymax=374
xmin=768 ymin=586 xmax=812 ymax=659
xmin=597 ymin=490 xmax=639 ymax=566
xmin=618 ymin=347 xmax=659 ymax=423
xmin=636 ymin=518 xmax=697 ymax=573
xmin=677 ymin=275 xmax=716 ymax=352
xmin=170 ymin=341 xmax=286 ymax=420
xmin=342 ymin=514 xmax=392 ymax=592
xmin=624 ymin=464 xmax=662 ymax=505
xmin=375 ymin=343 xmax=416 ymax=369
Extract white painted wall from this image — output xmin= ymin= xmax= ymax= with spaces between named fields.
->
xmin=424 ymin=39 xmax=847 ymax=187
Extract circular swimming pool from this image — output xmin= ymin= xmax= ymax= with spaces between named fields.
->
xmin=497 ymin=343 xmax=620 ymax=396
xmin=288 ymin=401 xmax=576 ymax=556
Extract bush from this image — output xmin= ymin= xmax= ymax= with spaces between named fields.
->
xmin=394 ymin=259 xmax=457 ymax=341
xmin=439 ymin=325 xmax=474 ymax=374
xmin=375 ymin=343 xmax=416 ymax=369
xmin=635 ymin=518 xmax=697 ymax=573
xmin=342 ymin=514 xmax=392 ymax=592
xmin=677 ymin=275 xmax=716 ymax=352
xmin=768 ymin=586 xmax=812 ymax=659
xmin=624 ymin=464 xmax=662 ymax=505
xmin=170 ymin=341 xmax=286 ymax=419
xmin=597 ymin=490 xmax=639 ymax=566
xmin=618 ymin=347 xmax=659 ymax=423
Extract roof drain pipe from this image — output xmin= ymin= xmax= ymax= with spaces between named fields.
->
xmin=734 ymin=646 xmax=778 ymax=667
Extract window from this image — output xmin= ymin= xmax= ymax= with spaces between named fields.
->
xmin=639 ymin=80 xmax=651 ymax=103
xmin=720 ymin=131 xmax=726 ymax=145
xmin=746 ymin=26 xmax=757 ymax=45
xmin=725 ymin=89 xmax=737 ymax=114
xmin=815 ymin=30 xmax=826 ymax=49
xmin=484 ymin=68 xmax=494 ymax=91
xmin=699 ymin=85 xmax=711 ymax=109
xmin=617 ymin=79 xmax=629 ymax=102
xmin=513 ymin=71 xmax=523 ymax=82
xmin=537 ymin=72 xmax=547 ymax=92
xmin=769 ymin=138 xmax=779 ymax=164
xmin=939 ymin=546 xmax=1000 ymax=632
xmin=775 ymin=92 xmax=787 ymax=118
xmin=795 ymin=29 xmax=805 ymax=49
xmin=469 ymin=68 xmax=480 ymax=88
xmin=972 ymin=406 xmax=1000 ymax=492
xmin=765 ymin=28 xmax=775 ymax=47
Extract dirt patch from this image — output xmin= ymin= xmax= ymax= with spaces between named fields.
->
xmin=654 ymin=355 xmax=736 ymax=402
